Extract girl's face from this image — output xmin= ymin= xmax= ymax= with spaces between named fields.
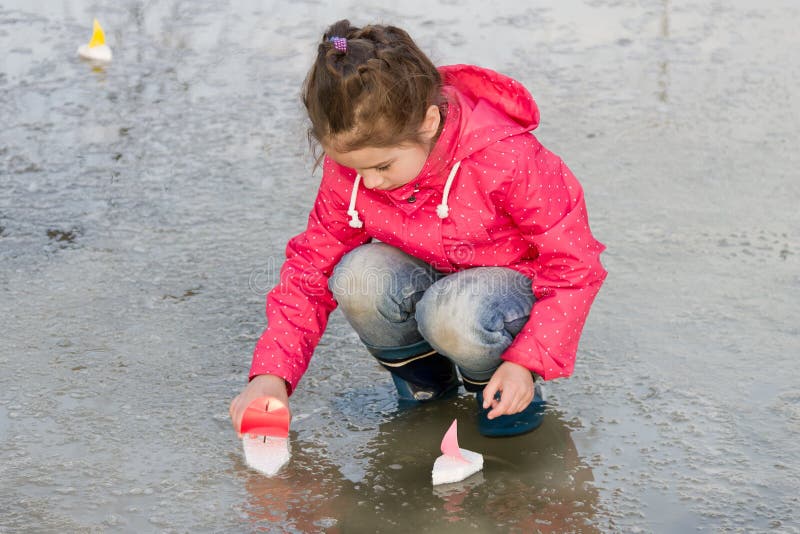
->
xmin=322 ymin=105 xmax=441 ymax=191
xmin=323 ymin=143 xmax=430 ymax=191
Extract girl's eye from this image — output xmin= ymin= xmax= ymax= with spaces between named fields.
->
xmin=376 ymin=164 xmax=391 ymax=172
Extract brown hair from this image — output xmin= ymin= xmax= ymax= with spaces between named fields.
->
xmin=302 ymin=19 xmax=443 ymax=154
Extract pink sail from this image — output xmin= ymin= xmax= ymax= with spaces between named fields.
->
xmin=440 ymin=419 xmax=466 ymax=462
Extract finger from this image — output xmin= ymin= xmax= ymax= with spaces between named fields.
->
xmin=520 ymin=385 xmax=534 ymax=412
xmin=232 ymin=401 xmax=245 ymax=433
xmin=482 ymin=380 xmax=500 ymax=409
xmin=488 ymin=386 xmax=516 ymax=419
xmin=229 ymin=398 xmax=238 ymax=429
xmin=512 ymin=396 xmax=528 ymax=415
xmin=510 ymin=390 xmax=530 ymax=415
xmin=521 ymin=389 xmax=536 ymax=413
xmin=231 ymin=408 xmax=240 ymax=433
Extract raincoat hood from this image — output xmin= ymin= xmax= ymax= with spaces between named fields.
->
xmin=347 ymin=64 xmax=542 ymax=228
xmin=440 ymin=64 xmax=540 ymax=162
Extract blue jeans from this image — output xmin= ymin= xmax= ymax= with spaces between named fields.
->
xmin=328 ymin=243 xmax=535 ymax=384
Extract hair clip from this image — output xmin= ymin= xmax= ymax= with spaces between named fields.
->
xmin=329 ymin=36 xmax=347 ymax=52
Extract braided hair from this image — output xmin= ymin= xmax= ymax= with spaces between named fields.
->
xmin=302 ymin=19 xmax=443 ymax=154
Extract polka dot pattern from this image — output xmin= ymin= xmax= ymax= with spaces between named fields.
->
xmin=250 ymin=65 xmax=607 ymax=392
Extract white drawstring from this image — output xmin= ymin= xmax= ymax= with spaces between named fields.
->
xmin=436 ymin=160 xmax=461 ymax=219
xmin=347 ymin=174 xmax=364 ymax=228
xmin=346 ymin=160 xmax=462 ymax=228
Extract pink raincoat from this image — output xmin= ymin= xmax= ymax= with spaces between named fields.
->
xmin=251 ymin=64 xmax=607 ymax=394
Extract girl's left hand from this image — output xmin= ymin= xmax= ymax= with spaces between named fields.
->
xmin=482 ymin=361 xmax=534 ymax=419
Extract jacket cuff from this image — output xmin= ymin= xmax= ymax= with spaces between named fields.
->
xmin=248 ymin=368 xmax=295 ymax=396
xmin=249 ymin=340 xmax=304 ymax=396
xmin=501 ymin=344 xmax=574 ymax=381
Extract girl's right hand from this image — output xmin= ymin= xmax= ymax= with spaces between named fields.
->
xmin=229 ymin=374 xmax=290 ymax=435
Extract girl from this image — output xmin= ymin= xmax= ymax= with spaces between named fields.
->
xmin=230 ymin=20 xmax=606 ymax=437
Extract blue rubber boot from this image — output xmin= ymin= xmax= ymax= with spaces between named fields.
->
xmin=475 ymin=384 xmax=546 ymax=437
xmin=368 ymin=340 xmax=461 ymax=402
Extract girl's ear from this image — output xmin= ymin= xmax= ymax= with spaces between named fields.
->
xmin=418 ymin=104 xmax=441 ymax=142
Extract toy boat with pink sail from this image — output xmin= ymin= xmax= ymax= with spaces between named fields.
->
xmin=432 ymin=419 xmax=483 ymax=485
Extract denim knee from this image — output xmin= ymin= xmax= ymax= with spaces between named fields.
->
xmin=416 ymin=268 xmax=534 ymax=376
xmin=329 ymin=243 xmax=439 ymax=347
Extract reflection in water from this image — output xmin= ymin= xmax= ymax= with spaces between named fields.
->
xmin=239 ymin=442 xmax=345 ymax=532
xmin=658 ymin=0 xmax=671 ymax=103
xmin=239 ymin=394 xmax=597 ymax=532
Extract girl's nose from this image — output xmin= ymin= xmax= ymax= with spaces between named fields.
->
xmin=361 ymin=172 xmax=382 ymax=189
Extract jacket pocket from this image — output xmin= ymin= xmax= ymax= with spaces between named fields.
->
xmin=442 ymin=214 xmax=493 ymax=265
